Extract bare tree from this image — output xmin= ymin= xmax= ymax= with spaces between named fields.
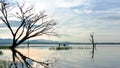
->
xmin=0 ymin=0 xmax=56 ymax=48
xmin=89 ymin=32 xmax=96 ymax=48
xmin=89 ymin=32 xmax=96 ymax=59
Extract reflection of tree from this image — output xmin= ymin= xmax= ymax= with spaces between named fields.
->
xmin=91 ymin=46 xmax=95 ymax=59
xmin=10 ymin=48 xmax=55 ymax=68
xmin=0 ymin=51 xmax=3 ymax=55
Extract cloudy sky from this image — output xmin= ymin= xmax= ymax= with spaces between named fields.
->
xmin=0 ymin=0 xmax=120 ymax=42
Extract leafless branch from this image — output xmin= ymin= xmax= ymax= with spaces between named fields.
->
xmin=0 ymin=0 xmax=56 ymax=48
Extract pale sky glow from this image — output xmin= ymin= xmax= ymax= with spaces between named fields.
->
xmin=0 ymin=0 xmax=120 ymax=42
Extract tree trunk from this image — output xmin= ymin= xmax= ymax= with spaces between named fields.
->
xmin=10 ymin=39 xmax=17 ymax=49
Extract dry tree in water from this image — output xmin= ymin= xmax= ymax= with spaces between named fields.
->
xmin=0 ymin=0 xmax=56 ymax=48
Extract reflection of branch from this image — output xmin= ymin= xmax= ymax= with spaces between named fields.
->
xmin=91 ymin=46 xmax=95 ymax=59
xmin=10 ymin=48 xmax=55 ymax=68
xmin=0 ymin=51 xmax=3 ymax=55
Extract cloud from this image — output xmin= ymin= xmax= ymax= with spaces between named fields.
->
xmin=90 ymin=0 xmax=120 ymax=10
xmin=0 ymin=20 xmax=21 ymax=28
xmin=55 ymin=0 xmax=89 ymax=8
xmin=0 ymin=28 xmax=12 ymax=39
xmin=10 ymin=0 xmax=90 ymax=10
xmin=73 ymin=9 xmax=92 ymax=14
xmin=72 ymin=0 xmax=120 ymax=14
xmin=97 ymin=14 xmax=120 ymax=21
xmin=1 ymin=0 xmax=120 ymax=42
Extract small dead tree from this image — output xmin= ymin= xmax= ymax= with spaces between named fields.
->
xmin=89 ymin=32 xmax=96 ymax=59
xmin=0 ymin=0 xmax=56 ymax=48
xmin=89 ymin=32 xmax=96 ymax=48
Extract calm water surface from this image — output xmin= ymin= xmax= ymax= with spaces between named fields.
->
xmin=0 ymin=44 xmax=120 ymax=68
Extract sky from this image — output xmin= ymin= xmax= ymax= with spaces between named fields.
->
xmin=0 ymin=0 xmax=120 ymax=42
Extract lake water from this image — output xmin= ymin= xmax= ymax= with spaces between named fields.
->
xmin=0 ymin=44 xmax=120 ymax=68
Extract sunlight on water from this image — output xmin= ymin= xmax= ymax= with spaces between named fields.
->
xmin=0 ymin=49 xmax=12 ymax=61
xmin=17 ymin=48 xmax=55 ymax=61
xmin=0 ymin=44 xmax=120 ymax=68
